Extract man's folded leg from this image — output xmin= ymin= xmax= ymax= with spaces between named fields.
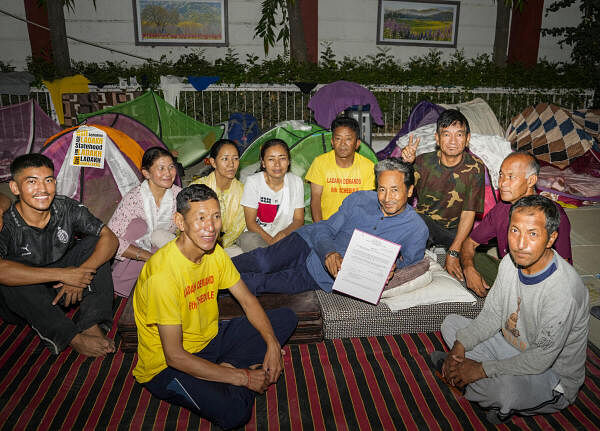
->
xmin=210 ymin=308 xmax=298 ymax=368
xmin=145 ymin=366 xmax=256 ymax=430
xmin=0 ymin=283 xmax=79 ymax=354
xmin=232 ymin=232 xmax=312 ymax=274
xmin=233 ymin=233 xmax=319 ymax=295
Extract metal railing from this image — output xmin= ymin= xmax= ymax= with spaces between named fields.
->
xmin=3 ymin=84 xmax=594 ymax=136
xmin=176 ymin=84 xmax=594 ymax=136
xmin=0 ymin=88 xmax=55 ymax=120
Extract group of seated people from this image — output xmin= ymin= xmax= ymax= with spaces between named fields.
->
xmin=0 ymin=110 xmax=589 ymax=428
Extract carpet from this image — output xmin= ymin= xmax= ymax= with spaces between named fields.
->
xmin=1 ymin=297 xmax=600 ymax=430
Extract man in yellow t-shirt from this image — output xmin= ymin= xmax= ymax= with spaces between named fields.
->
xmin=305 ymin=116 xmax=375 ymax=221
xmin=132 ymin=184 xmax=297 ymax=429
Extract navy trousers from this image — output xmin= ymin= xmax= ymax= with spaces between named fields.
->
xmin=144 ymin=308 xmax=298 ymax=430
xmin=232 ymin=232 xmax=320 ymax=295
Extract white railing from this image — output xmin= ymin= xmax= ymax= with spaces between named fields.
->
xmin=3 ymin=84 xmax=594 ymax=136
xmin=176 ymin=84 xmax=595 ymax=136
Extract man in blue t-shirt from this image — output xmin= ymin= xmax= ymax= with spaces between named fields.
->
xmin=233 ymin=159 xmax=429 ymax=295
xmin=0 ymin=154 xmax=118 ymax=357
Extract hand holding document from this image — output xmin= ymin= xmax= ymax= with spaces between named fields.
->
xmin=332 ymin=229 xmax=401 ymax=304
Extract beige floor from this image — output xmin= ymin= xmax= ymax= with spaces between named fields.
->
xmin=565 ymin=207 xmax=600 ymax=347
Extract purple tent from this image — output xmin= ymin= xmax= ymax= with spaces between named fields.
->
xmin=308 ymin=81 xmax=384 ymax=129
xmin=377 ymin=101 xmax=445 ymax=160
xmin=0 ymin=100 xmax=61 ymax=181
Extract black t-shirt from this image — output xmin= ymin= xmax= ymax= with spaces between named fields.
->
xmin=0 ymin=195 xmax=104 ymax=266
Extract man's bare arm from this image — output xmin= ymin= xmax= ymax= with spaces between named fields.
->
xmin=229 ymin=279 xmax=284 ymax=384
xmin=79 ymin=226 xmax=118 ymax=270
xmin=445 ymin=210 xmax=476 ymax=279
xmin=0 ymin=258 xmax=93 ymax=287
xmin=460 ymin=236 xmax=490 ymax=297
xmin=309 ymin=182 xmax=323 ymax=223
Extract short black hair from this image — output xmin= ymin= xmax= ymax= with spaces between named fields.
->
xmin=259 ymin=139 xmax=291 ymax=172
xmin=436 ymin=109 xmax=470 ymax=136
xmin=209 ymin=138 xmax=239 ymax=160
xmin=141 ymin=146 xmax=174 ymax=171
xmin=374 ymin=158 xmax=415 ymax=188
xmin=331 ymin=116 xmax=361 ymax=138
xmin=10 ymin=153 xmax=54 ymax=179
xmin=509 ymin=195 xmax=560 ymax=236
xmin=176 ymin=184 xmax=219 ymax=215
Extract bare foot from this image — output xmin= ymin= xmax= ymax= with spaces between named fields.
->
xmin=82 ymin=325 xmax=116 ymax=352
xmin=70 ymin=333 xmax=114 ymax=357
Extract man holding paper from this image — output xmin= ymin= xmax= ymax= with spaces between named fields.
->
xmin=232 ymin=158 xmax=429 ymax=295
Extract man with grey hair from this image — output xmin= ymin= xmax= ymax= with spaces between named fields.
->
xmin=232 ymin=158 xmax=429 ymax=295
xmin=447 ymin=151 xmax=572 ymax=297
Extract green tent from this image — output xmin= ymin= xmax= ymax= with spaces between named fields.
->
xmin=238 ymin=122 xmax=378 ymax=223
xmin=77 ymin=91 xmax=223 ymax=168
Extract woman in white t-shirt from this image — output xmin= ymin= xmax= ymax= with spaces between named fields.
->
xmin=238 ymin=139 xmax=305 ymax=252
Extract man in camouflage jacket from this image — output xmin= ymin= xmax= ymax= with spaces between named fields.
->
xmin=402 ymin=109 xmax=484 ymax=278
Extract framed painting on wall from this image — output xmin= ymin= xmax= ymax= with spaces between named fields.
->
xmin=133 ymin=0 xmax=228 ymax=46
xmin=376 ymin=0 xmax=460 ymax=48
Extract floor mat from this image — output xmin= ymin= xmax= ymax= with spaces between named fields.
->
xmin=1 ymin=297 xmax=600 ymax=430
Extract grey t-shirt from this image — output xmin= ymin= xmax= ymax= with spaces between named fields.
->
xmin=456 ymin=251 xmax=589 ymax=403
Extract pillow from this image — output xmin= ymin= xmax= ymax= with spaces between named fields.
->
xmin=381 ymin=264 xmax=476 ymax=312
xmin=384 ymin=258 xmax=430 ymax=290
xmin=381 ymin=270 xmax=432 ymax=298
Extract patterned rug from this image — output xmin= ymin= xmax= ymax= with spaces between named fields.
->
xmin=1 ymin=297 xmax=599 ymax=430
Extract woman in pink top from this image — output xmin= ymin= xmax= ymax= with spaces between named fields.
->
xmin=108 ymin=147 xmax=181 ymax=297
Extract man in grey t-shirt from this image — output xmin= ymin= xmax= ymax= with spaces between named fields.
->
xmin=431 ymin=195 xmax=588 ymax=424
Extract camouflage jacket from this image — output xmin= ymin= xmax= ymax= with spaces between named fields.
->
xmin=414 ymin=151 xmax=485 ymax=229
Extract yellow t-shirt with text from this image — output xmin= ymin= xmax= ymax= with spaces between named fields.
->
xmin=132 ymin=240 xmax=240 ymax=383
xmin=305 ymin=150 xmax=375 ymax=220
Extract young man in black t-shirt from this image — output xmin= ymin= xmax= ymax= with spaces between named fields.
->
xmin=0 ymin=154 xmax=118 ymax=357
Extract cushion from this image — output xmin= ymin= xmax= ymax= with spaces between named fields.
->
xmin=381 ymin=254 xmax=476 ymax=311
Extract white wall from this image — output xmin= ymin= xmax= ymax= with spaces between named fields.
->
xmin=0 ymin=0 xmax=582 ymax=71
xmin=0 ymin=1 xmax=32 ymax=69
xmin=538 ymin=0 xmax=581 ymax=62
xmin=319 ymin=0 xmax=498 ymax=62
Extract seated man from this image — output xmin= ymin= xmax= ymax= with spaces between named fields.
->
xmin=432 ymin=195 xmax=588 ymax=424
xmin=305 ymin=116 xmax=375 ymax=222
xmin=449 ymin=151 xmax=572 ymax=296
xmin=402 ymin=109 xmax=484 ymax=274
xmin=132 ymin=184 xmax=297 ymax=429
xmin=0 ymin=154 xmax=117 ymax=357
xmin=232 ymin=159 xmax=429 ymax=295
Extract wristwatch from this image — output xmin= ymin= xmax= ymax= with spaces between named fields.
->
xmin=448 ymin=249 xmax=460 ymax=258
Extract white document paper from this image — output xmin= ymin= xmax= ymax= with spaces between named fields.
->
xmin=332 ymin=229 xmax=401 ymax=305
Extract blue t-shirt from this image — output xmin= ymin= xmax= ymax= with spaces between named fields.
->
xmin=297 ymin=191 xmax=429 ymax=292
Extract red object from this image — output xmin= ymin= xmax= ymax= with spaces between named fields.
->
xmin=300 ymin=0 xmax=318 ymax=63
xmin=507 ymin=0 xmax=545 ymax=67
xmin=257 ymin=202 xmax=279 ymax=223
xmin=23 ymin=0 xmax=52 ymax=62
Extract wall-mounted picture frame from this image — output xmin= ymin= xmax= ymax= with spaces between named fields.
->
xmin=376 ymin=0 xmax=460 ymax=48
xmin=133 ymin=0 xmax=228 ymax=46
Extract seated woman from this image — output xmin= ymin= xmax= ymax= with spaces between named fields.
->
xmin=191 ymin=139 xmax=245 ymax=249
xmin=108 ymin=147 xmax=181 ymax=297
xmin=238 ymin=139 xmax=305 ymax=252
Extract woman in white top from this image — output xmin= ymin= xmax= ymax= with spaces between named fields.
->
xmin=238 ymin=139 xmax=305 ymax=252
xmin=107 ymin=146 xmax=181 ymax=296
